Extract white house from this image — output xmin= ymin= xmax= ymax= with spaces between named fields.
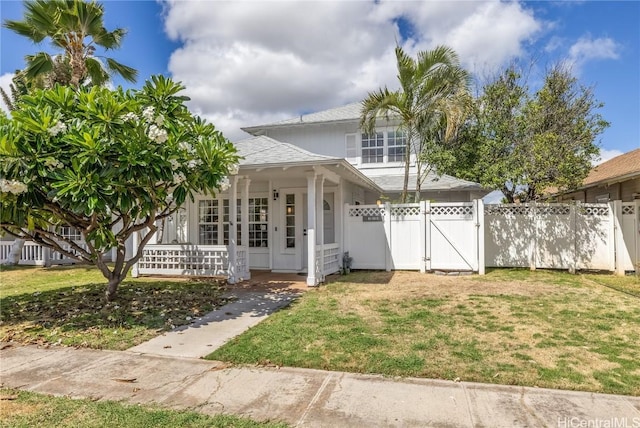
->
xmin=134 ymin=102 xmax=488 ymax=286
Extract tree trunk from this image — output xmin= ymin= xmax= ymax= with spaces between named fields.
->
xmin=105 ymin=275 xmax=124 ymax=302
xmin=2 ymin=238 xmax=25 ymax=265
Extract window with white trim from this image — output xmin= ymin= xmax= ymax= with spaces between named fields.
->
xmin=361 ymin=132 xmax=384 ymax=163
xmin=248 ymin=197 xmax=269 ymax=248
xmin=57 ymin=225 xmax=82 ymax=241
xmin=198 ymin=200 xmax=219 ymax=245
xmin=285 ymin=194 xmax=295 ymax=248
xmin=387 ymin=129 xmax=406 ymax=162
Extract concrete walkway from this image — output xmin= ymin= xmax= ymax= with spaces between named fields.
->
xmin=1 ymin=344 xmax=639 ymax=427
xmin=128 ymin=287 xmax=301 ymax=358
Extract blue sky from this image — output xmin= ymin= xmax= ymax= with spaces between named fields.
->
xmin=1 ymin=0 xmax=638 ymax=161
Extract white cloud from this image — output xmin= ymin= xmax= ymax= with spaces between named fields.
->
xmin=568 ymin=35 xmax=620 ymax=72
xmin=163 ymin=0 xmax=544 ymax=140
xmin=0 ymin=73 xmax=16 ymax=113
xmin=594 ymin=149 xmax=623 ymax=165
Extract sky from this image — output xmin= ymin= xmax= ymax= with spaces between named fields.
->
xmin=1 ymin=0 xmax=639 ymax=164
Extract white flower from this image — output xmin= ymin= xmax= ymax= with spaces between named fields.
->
xmin=218 ymin=176 xmax=230 ymax=192
xmin=47 ymin=121 xmax=67 ymax=136
xmin=166 ymin=193 xmax=174 ymax=203
xmin=121 ymin=112 xmax=138 ymax=122
xmin=0 ymin=179 xmax=28 ymax=194
xmin=148 ymin=125 xmax=168 ymax=144
xmin=187 ymin=159 xmax=202 ymax=169
xmin=154 ymin=114 xmax=165 ymax=126
xmin=179 ymin=141 xmax=195 ymax=154
xmin=169 ymin=159 xmax=180 ymax=170
xmin=142 ymin=106 xmax=155 ymax=122
xmin=44 ymin=158 xmax=63 ymax=170
xmin=173 ymin=172 xmax=186 ymax=184
xmin=228 ymin=163 xmax=239 ymax=175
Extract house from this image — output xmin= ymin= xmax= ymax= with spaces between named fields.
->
xmin=134 ymin=102 xmax=488 ymax=285
xmin=555 ymin=148 xmax=640 ymax=202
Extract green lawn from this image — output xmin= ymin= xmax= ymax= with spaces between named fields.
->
xmin=0 ymin=388 xmax=288 ymax=428
xmin=0 ymin=265 xmax=227 ymax=350
xmin=207 ymin=269 xmax=640 ymax=396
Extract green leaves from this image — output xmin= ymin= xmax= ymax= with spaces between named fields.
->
xmin=0 ymin=76 xmax=238 ymax=295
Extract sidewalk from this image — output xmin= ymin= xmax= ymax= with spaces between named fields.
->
xmin=1 ymin=344 xmax=639 ymax=427
xmin=127 ymin=287 xmax=300 ymax=358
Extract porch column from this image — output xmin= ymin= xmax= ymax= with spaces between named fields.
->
xmin=306 ymin=172 xmax=318 ymax=286
xmin=228 ymin=176 xmax=238 ymax=284
xmin=316 ymin=175 xmax=324 ymax=282
xmin=241 ymin=177 xmax=251 ymax=280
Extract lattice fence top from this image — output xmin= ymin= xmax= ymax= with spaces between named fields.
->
xmin=580 ymin=205 xmax=610 ymax=216
xmin=431 ymin=205 xmax=473 ymax=216
xmin=536 ymin=205 xmax=570 ymax=215
xmin=485 ymin=205 xmax=530 ymax=216
xmin=390 ymin=205 xmax=421 ymax=217
xmin=348 ymin=206 xmax=386 ymax=217
xmin=622 ymin=205 xmax=636 ymax=215
xmin=485 ymin=203 xmax=612 ymax=217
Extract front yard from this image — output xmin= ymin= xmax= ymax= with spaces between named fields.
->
xmin=0 ymin=265 xmax=227 ymax=350
xmin=208 ymin=269 xmax=640 ymax=396
xmin=2 ymin=266 xmax=639 ymax=396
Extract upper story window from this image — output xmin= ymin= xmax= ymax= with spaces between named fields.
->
xmin=361 ymin=132 xmax=384 ymax=163
xmin=349 ymin=128 xmax=407 ymax=165
xmin=387 ymin=130 xmax=407 ymax=162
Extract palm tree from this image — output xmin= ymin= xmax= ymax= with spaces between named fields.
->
xmin=360 ymin=45 xmax=470 ymax=202
xmin=4 ymin=0 xmax=137 ymax=89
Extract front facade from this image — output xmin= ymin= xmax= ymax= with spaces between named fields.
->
xmin=134 ymin=103 xmax=487 ymax=285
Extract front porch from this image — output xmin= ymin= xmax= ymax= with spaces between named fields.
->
xmin=134 ymin=242 xmax=341 ymax=284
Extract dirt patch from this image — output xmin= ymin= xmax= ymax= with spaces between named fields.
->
xmin=0 ymin=399 xmax=41 ymax=418
xmin=337 ymin=271 xmax=562 ymax=300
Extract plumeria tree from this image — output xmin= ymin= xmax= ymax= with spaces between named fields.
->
xmin=0 ymin=76 xmax=238 ymax=301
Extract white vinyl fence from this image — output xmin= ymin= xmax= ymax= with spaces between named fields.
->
xmin=345 ymin=200 xmax=639 ymax=274
xmin=0 ymin=239 xmax=90 ymax=266
xmin=345 ymin=201 xmax=484 ymax=273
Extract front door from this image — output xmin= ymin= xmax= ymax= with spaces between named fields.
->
xmin=272 ymin=190 xmax=304 ymax=271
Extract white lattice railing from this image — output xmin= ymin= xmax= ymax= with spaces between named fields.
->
xmin=322 ymin=243 xmax=340 ymax=275
xmin=138 ymin=244 xmax=230 ymax=276
xmin=137 ymin=244 xmax=248 ymax=279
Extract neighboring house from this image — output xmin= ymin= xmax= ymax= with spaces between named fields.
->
xmin=242 ymin=102 xmax=489 ymax=202
xmin=554 ymin=148 xmax=640 ymax=202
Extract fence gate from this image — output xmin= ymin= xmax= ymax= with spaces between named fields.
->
xmin=426 ymin=202 xmax=480 ymax=272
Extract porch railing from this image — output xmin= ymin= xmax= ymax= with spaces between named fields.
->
xmin=137 ymin=244 xmax=249 ymax=279
xmin=0 ymin=240 xmax=89 ymax=266
xmin=315 ymin=243 xmax=340 ymax=279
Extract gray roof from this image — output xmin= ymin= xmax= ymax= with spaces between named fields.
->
xmin=235 ymin=135 xmax=340 ymax=167
xmin=369 ymin=173 xmax=485 ymax=192
xmin=242 ymin=102 xmax=395 ymax=133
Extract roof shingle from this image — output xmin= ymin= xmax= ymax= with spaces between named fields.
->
xmin=584 ymin=148 xmax=640 ymax=185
